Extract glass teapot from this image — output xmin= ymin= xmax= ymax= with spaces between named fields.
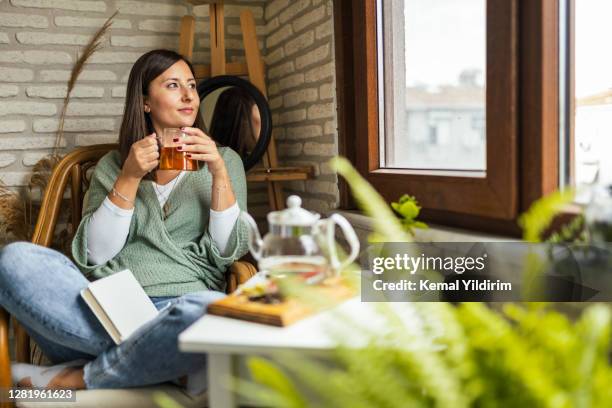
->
xmin=240 ymin=195 xmax=360 ymax=280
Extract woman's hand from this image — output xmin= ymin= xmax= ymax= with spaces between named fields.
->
xmin=121 ymin=133 xmax=159 ymax=180
xmin=178 ymin=127 xmax=226 ymax=176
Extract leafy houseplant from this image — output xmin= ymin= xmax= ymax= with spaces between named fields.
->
xmin=241 ymin=302 xmax=611 ymax=408
xmin=237 ymin=158 xmax=612 ymax=408
xmin=391 ymin=194 xmax=428 ymax=236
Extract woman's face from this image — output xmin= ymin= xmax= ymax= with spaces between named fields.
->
xmin=144 ymin=60 xmax=200 ymax=132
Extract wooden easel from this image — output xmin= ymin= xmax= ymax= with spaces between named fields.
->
xmin=179 ymin=1 xmax=313 ymax=210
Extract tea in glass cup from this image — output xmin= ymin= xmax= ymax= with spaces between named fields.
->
xmin=158 ymin=128 xmax=199 ymax=171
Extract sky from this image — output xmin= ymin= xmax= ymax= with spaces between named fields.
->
xmin=395 ymin=0 xmax=610 ymax=182
xmin=575 ymin=0 xmax=612 ymax=98
xmin=400 ymin=0 xmax=610 ymax=98
xmin=403 ymin=0 xmax=485 ymax=88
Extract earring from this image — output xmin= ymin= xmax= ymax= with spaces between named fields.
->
xmin=144 ymin=106 xmax=150 ymax=113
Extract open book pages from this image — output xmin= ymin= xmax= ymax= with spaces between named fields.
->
xmin=80 ymin=269 xmax=159 ymax=344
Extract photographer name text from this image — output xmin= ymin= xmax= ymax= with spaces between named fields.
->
xmin=373 ymin=279 xmax=512 ymax=291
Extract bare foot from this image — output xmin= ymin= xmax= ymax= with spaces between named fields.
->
xmin=16 ymin=377 xmax=33 ymax=388
xmin=47 ymin=367 xmax=86 ymax=389
xmin=17 ymin=367 xmax=86 ymax=390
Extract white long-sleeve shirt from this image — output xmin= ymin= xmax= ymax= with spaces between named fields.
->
xmin=86 ymin=172 xmax=240 ymax=265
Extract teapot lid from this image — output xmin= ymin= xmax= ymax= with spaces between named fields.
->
xmin=268 ymin=195 xmax=320 ymax=226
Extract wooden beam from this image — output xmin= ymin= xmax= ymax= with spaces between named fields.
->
xmin=178 ymin=15 xmax=196 ymax=61
xmin=240 ymin=11 xmax=266 ymax=96
xmin=241 ymin=9 xmax=285 ymax=210
xmin=193 ymin=62 xmax=251 ymax=79
xmin=247 ymin=167 xmax=314 ymax=182
xmin=334 ymin=0 xmax=356 ymax=210
xmin=520 ymin=0 xmax=560 ymax=211
xmin=210 ymin=2 xmax=226 ymax=76
xmin=13 ymin=320 xmax=28 ymax=363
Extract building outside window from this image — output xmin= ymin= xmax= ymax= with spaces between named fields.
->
xmin=379 ymin=0 xmax=486 ymax=172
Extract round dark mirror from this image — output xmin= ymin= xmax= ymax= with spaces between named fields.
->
xmin=197 ymin=75 xmax=272 ymax=171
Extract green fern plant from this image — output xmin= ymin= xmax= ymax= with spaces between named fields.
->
xmin=517 ymin=189 xmax=591 ymax=299
xmin=547 ymin=214 xmax=587 ymax=244
xmin=241 ymin=159 xmax=611 ymax=408
xmin=518 ymin=189 xmax=575 ymax=243
xmin=243 ymin=302 xmax=611 ymax=407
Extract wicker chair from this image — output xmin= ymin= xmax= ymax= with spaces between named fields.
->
xmin=0 ymin=144 xmax=257 ymax=408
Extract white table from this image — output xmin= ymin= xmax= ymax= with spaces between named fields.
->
xmin=179 ymin=298 xmax=418 ymax=407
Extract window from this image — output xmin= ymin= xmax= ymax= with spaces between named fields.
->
xmin=334 ymin=0 xmax=561 ymax=234
xmin=563 ymin=0 xmax=612 ymax=198
xmin=380 ymin=0 xmax=486 ymax=172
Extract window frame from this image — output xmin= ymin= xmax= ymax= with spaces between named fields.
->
xmin=334 ymin=0 xmax=561 ymax=235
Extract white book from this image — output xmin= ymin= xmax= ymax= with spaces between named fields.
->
xmin=80 ymin=269 xmax=159 ymax=345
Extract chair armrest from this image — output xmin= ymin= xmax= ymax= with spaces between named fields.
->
xmin=11 ymin=320 xmax=28 ymax=364
xmin=226 ymin=261 xmax=257 ymax=294
xmin=0 ymin=307 xmax=13 ymax=406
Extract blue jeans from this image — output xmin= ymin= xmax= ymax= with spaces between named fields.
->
xmin=0 ymin=242 xmax=226 ymax=389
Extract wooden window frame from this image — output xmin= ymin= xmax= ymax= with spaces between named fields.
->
xmin=334 ymin=0 xmax=560 ymax=236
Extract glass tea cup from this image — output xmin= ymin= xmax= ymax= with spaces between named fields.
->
xmin=158 ymin=128 xmax=199 ymax=171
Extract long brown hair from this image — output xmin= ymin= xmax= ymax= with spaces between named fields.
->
xmin=118 ymin=49 xmax=203 ymax=176
xmin=208 ymin=86 xmax=257 ymax=157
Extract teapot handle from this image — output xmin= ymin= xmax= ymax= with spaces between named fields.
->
xmin=325 ymin=213 xmax=360 ymax=274
xmin=240 ymin=212 xmax=263 ymax=261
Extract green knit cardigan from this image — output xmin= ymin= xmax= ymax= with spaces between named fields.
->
xmin=71 ymin=147 xmax=249 ymax=296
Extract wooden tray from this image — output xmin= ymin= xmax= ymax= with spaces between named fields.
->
xmin=207 ymin=279 xmax=356 ymax=326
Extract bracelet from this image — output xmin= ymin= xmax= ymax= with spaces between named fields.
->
xmin=212 ymin=182 xmax=231 ymax=209
xmin=111 ymin=187 xmax=135 ymax=205
xmin=213 ymin=182 xmax=229 ymax=191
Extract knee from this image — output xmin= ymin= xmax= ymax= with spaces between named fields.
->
xmin=0 ymin=242 xmax=37 ymax=279
xmin=182 ymin=290 xmax=227 ymax=305
xmin=1 ymin=241 xmax=36 ymax=260
xmin=169 ymin=291 xmax=226 ymax=327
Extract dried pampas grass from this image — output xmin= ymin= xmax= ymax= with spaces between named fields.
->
xmin=54 ymin=10 xmax=118 ymax=152
xmin=30 ymin=11 xmax=117 ymax=196
xmin=0 ymin=11 xmax=117 ymax=246
xmin=0 ymin=182 xmax=28 ymax=246
xmin=26 ymin=154 xmax=62 ymax=228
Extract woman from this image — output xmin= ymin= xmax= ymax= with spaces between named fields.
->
xmin=0 ymin=49 xmax=249 ymax=392
xmin=208 ymin=86 xmax=260 ymax=158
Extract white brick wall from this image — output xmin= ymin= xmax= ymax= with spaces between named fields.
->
xmin=0 ymin=50 xmax=72 ymax=64
xmin=54 ymin=16 xmax=131 ymax=29
xmin=15 ymin=32 xmax=92 ymax=45
xmin=0 ymin=120 xmax=26 ymax=133
xmin=0 ymin=84 xmax=18 ymax=97
xmin=116 ymin=1 xmax=186 ymax=17
xmin=0 ymin=101 xmax=56 ymax=116
xmin=0 ymin=12 xmax=48 ymax=28
xmin=0 ymin=67 xmax=34 ymax=81
xmin=26 ymin=85 xmax=104 ymax=98
xmin=265 ymin=0 xmax=339 ymax=214
xmin=0 ymin=0 xmax=266 ymax=188
xmin=0 ymin=0 xmax=340 ymax=217
xmin=0 ymin=153 xmax=16 ymax=167
xmin=10 ymin=0 xmax=107 ymax=13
